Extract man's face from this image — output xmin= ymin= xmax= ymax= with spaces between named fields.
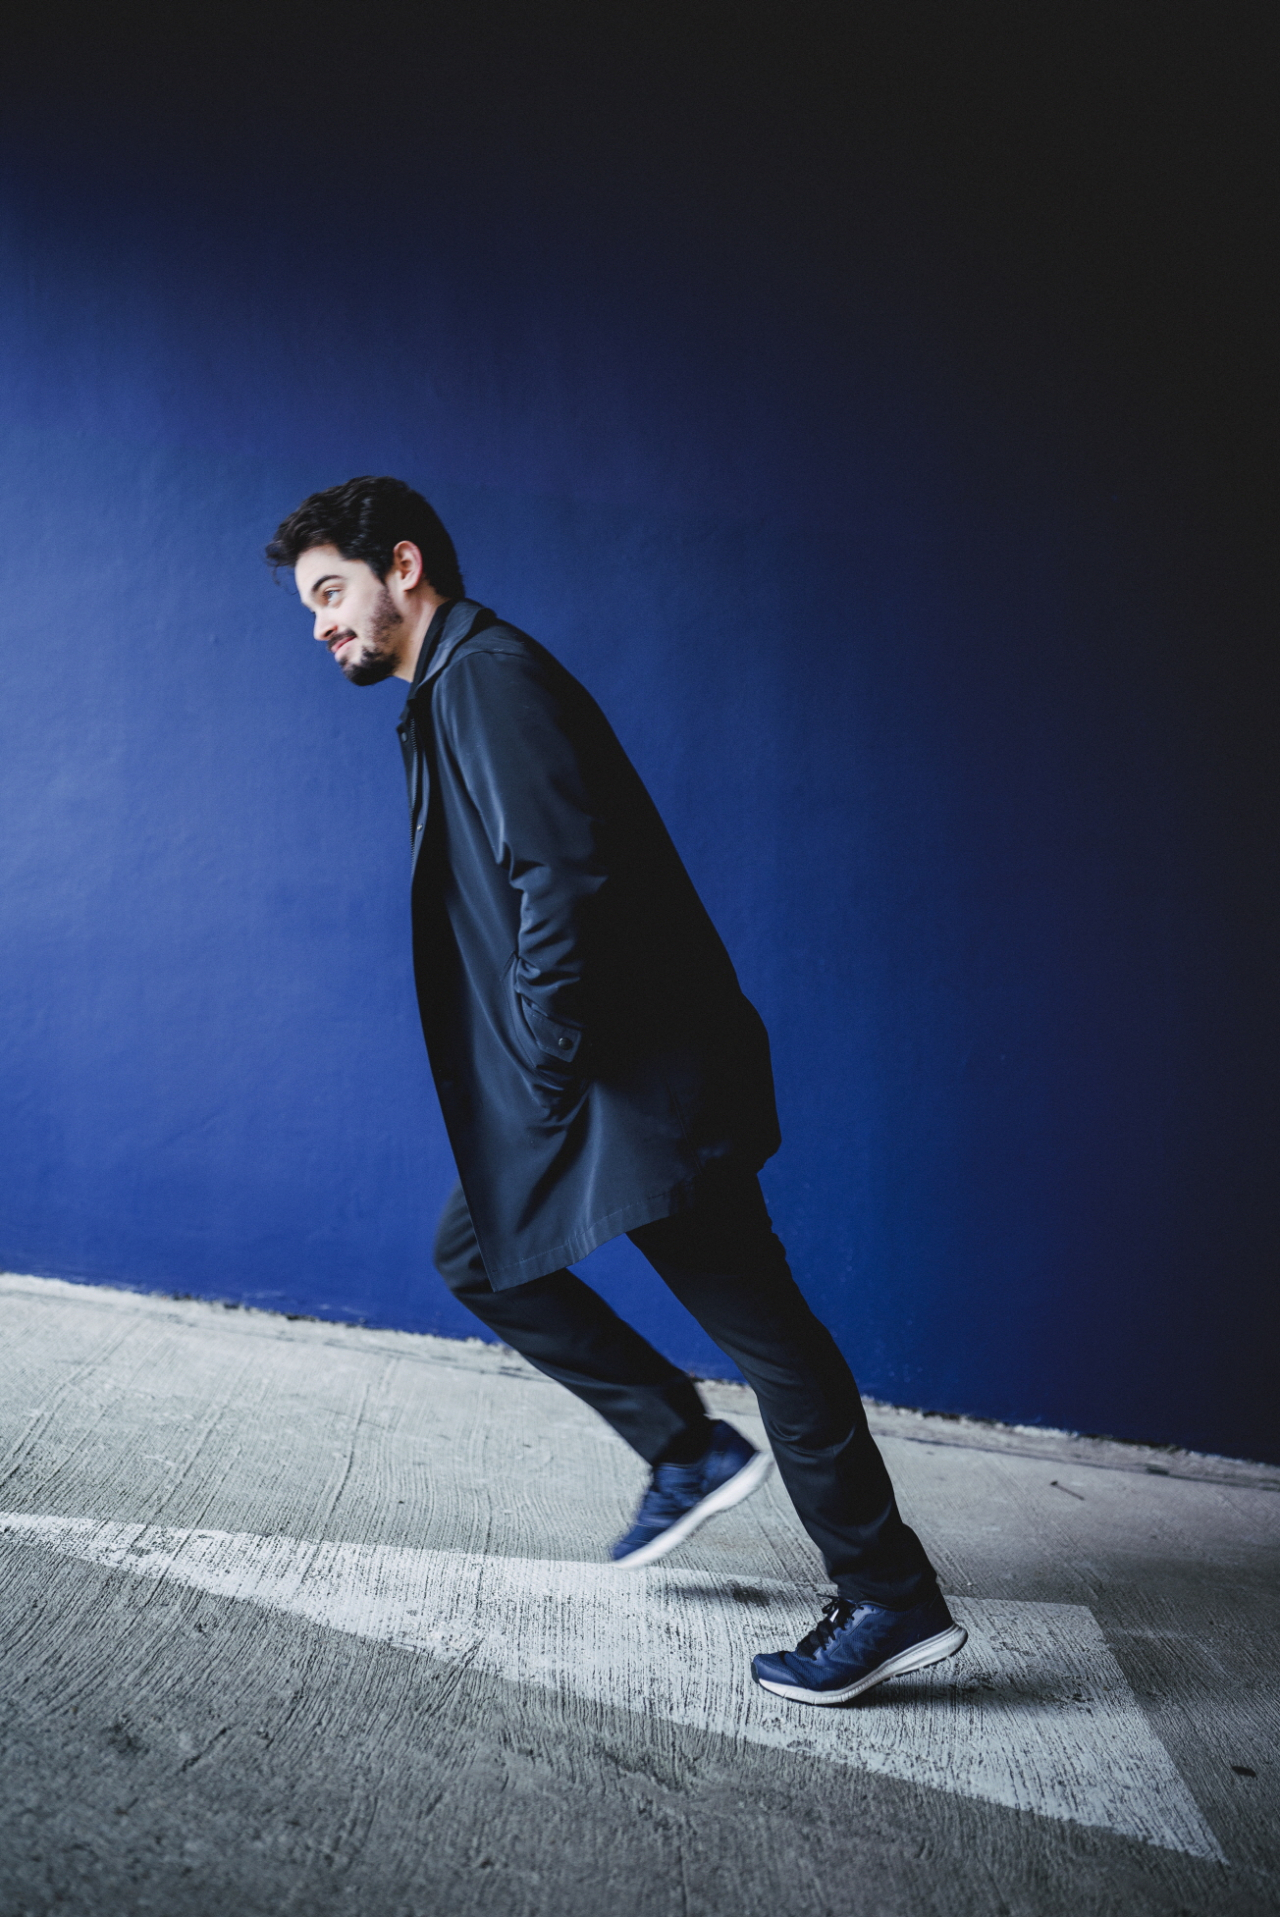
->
xmin=295 ymin=545 xmax=407 ymax=685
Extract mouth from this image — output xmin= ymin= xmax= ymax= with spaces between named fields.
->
xmin=329 ymin=634 xmax=358 ymax=657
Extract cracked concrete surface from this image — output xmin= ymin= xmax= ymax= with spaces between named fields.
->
xmin=1 ymin=1270 xmax=1277 ymax=1916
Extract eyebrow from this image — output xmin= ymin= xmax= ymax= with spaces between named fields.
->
xmin=306 ymin=573 xmax=343 ymax=599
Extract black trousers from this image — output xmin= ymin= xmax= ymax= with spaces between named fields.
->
xmin=433 ymin=1172 xmax=938 ymax=1609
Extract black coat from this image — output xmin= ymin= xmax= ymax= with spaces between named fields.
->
xmin=397 ymin=599 xmax=780 ymax=1288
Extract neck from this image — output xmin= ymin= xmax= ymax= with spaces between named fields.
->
xmin=393 ymin=591 xmax=449 ymax=682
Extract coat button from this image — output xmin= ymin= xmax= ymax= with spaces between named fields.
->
xmin=558 ymin=1037 xmax=572 ymax=1049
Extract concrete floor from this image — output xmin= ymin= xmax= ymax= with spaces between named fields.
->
xmin=1 ymin=1270 xmax=1277 ymax=1917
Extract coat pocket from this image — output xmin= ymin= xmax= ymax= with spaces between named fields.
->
xmin=516 ymin=991 xmax=583 ymax=1072
xmin=496 ymin=953 xmax=584 ymax=1087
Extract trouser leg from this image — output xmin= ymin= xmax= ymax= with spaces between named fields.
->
xmin=629 ymin=1175 xmax=939 ymax=1610
xmin=432 ymin=1182 xmax=714 ymax=1466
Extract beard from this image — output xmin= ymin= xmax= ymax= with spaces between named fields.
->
xmin=337 ymin=587 xmax=405 ymax=685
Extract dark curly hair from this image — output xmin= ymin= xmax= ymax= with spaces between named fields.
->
xmin=265 ymin=476 xmax=465 ymax=600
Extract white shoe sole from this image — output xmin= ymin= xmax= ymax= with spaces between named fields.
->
xmin=754 ymin=1622 xmax=969 ymax=1705
xmin=613 ymin=1447 xmax=775 ymax=1569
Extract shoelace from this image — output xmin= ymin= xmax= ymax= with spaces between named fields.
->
xmin=796 ymin=1597 xmax=866 ymax=1657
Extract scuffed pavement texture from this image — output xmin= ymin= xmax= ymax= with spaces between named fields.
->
xmin=1 ymin=1272 xmax=1277 ymax=1915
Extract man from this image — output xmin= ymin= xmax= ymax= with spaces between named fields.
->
xmin=266 ymin=475 xmax=966 ymax=1705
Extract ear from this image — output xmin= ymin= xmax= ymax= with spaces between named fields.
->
xmin=390 ymin=540 xmax=424 ymax=590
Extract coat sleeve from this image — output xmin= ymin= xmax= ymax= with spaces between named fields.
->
xmin=433 ymin=647 xmax=607 ymax=1063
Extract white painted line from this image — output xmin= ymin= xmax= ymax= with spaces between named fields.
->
xmin=0 ymin=1513 xmax=1223 ymax=1860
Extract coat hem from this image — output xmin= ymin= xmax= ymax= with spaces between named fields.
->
xmin=481 ymin=1179 xmax=705 ymax=1289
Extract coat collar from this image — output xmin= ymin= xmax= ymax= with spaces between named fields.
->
xmin=403 ymin=598 xmax=493 ymax=710
xmin=396 ymin=600 xmax=495 ymax=870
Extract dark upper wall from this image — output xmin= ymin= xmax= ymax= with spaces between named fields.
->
xmin=1 ymin=4 xmax=1275 ymax=1459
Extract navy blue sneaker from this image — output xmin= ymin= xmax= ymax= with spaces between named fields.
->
xmin=611 ymin=1421 xmax=773 ymax=1568
xmin=752 ymin=1590 xmax=967 ymax=1704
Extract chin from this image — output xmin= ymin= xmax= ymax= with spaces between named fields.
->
xmin=342 ymin=650 xmax=397 ymax=687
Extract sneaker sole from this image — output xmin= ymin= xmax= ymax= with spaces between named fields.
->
xmin=613 ymin=1448 xmax=775 ymax=1569
xmin=753 ymin=1622 xmax=969 ymax=1705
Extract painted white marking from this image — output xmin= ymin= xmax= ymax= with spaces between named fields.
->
xmin=0 ymin=1513 xmax=1222 ymax=1859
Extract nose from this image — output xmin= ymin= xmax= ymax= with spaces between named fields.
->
xmin=314 ymin=609 xmax=337 ymax=644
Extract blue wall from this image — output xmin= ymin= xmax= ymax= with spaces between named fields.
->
xmin=2 ymin=7 xmax=1275 ymax=1459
